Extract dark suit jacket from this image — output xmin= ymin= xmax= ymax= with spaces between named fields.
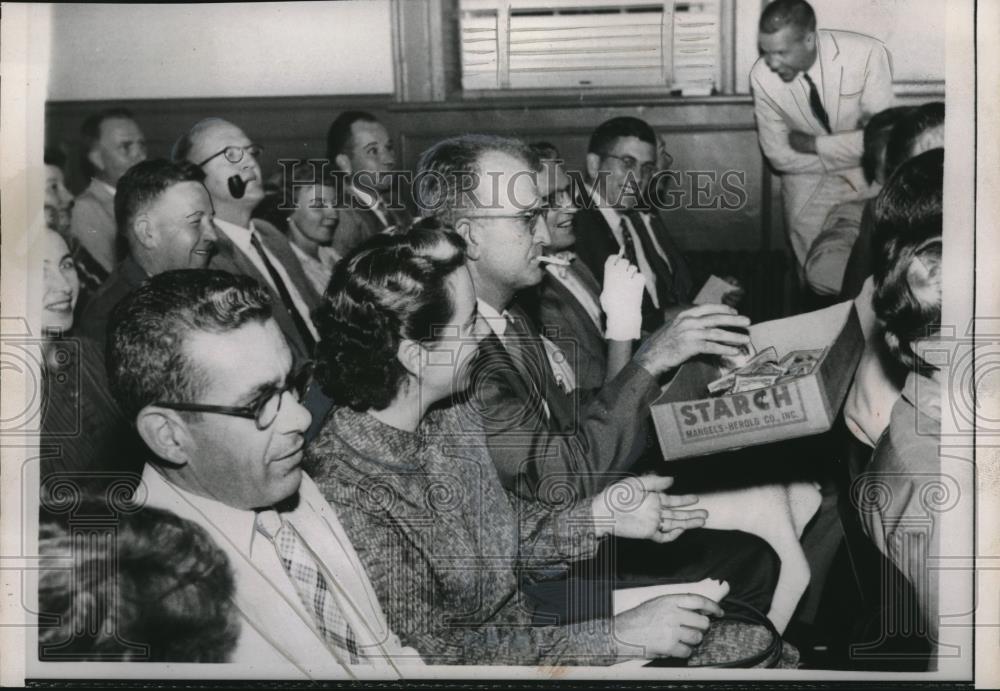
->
xmin=78 ymin=254 xmax=149 ymax=354
xmin=209 ymin=218 xmax=321 ymax=364
xmin=572 ymin=207 xmax=693 ymax=331
xmin=463 ymin=316 xmax=660 ymax=502
xmin=330 ymin=189 xmax=413 ymax=258
xmin=519 ymin=261 xmax=607 ymax=392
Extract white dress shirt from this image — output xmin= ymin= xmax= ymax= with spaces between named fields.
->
xmin=214 ymin=218 xmax=320 ymax=342
xmin=592 ymin=188 xmax=671 ymax=308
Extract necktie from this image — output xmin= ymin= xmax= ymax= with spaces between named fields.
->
xmin=256 ymin=510 xmax=366 ymax=664
xmin=803 ymin=73 xmax=832 ymax=134
xmin=249 ymin=233 xmax=316 ymax=352
xmin=632 ymin=210 xmax=695 ymax=305
xmin=625 ymin=211 xmax=677 ymax=308
xmin=618 ymin=218 xmax=640 ymax=267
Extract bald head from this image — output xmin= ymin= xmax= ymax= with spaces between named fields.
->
xmin=175 ymin=119 xmax=264 ymax=223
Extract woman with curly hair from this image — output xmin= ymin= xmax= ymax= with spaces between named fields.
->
xmin=305 ymin=225 xmax=722 ymax=666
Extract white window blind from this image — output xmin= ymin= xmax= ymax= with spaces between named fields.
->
xmin=459 ymin=0 xmax=721 ymax=92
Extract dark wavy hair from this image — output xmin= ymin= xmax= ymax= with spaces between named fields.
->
xmin=107 ymin=270 xmax=272 ymax=422
xmin=883 ymin=102 xmax=945 ymax=178
xmin=38 ymin=502 xmax=240 ymax=662
xmin=861 ymin=106 xmax=917 ymax=185
xmin=874 ymin=234 xmax=942 ymax=373
xmin=314 ymin=227 xmax=467 ymax=411
xmin=872 ymin=149 xmax=944 ymax=373
xmin=872 ymin=148 xmax=943 ymax=282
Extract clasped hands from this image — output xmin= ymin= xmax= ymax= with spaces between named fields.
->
xmin=590 ymin=474 xmax=706 ymax=543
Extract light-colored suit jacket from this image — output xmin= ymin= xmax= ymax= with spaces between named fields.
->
xmin=140 ymin=465 xmax=421 ymax=678
xmin=70 ymin=179 xmax=118 ymax=273
xmin=750 ymin=29 xmax=892 ymax=262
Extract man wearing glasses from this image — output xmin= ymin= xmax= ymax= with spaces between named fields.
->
xmin=416 ymin=134 xmax=752 ymax=500
xmin=416 ymin=134 xmax=778 ymax=624
xmin=174 ymin=118 xmax=319 ymax=366
xmin=106 ymin=269 xmax=419 ymax=675
xmin=573 ymin=117 xmax=702 ymax=333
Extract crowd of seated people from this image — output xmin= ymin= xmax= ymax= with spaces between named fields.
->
xmin=34 ymin=81 xmax=947 ymax=671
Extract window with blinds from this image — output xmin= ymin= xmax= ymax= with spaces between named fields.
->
xmin=459 ymin=0 xmax=722 ymax=92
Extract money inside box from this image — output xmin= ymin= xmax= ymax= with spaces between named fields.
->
xmin=649 ymin=301 xmax=865 ymax=460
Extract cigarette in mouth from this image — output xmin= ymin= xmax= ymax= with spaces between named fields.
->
xmin=537 ymin=255 xmax=571 ymax=266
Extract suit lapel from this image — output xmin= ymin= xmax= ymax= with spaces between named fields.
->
xmin=820 ymin=31 xmax=843 ymax=131
xmin=256 ymin=221 xmax=321 ymax=308
xmin=209 ymin=230 xmax=311 ymax=362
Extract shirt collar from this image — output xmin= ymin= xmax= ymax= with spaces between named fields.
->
xmin=348 ymin=185 xmax=379 ymax=210
xmin=140 ymin=464 xmax=261 ymax=554
xmin=589 ymin=185 xmax=631 ymax=232
xmin=476 ymin=298 xmax=509 ymax=338
xmin=93 ymin=178 xmax=116 ymax=196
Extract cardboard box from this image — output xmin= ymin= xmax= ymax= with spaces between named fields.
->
xmin=650 ymin=301 xmax=864 ymax=460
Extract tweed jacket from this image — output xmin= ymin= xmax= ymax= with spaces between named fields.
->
xmin=306 ymin=404 xmax=617 ymax=666
xmin=70 ymin=179 xmax=119 ymax=273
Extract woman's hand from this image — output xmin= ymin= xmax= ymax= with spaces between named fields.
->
xmin=591 ymin=474 xmax=708 ymax=543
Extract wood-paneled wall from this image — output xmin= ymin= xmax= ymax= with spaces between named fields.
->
xmin=45 ymin=89 xmax=941 ymax=319
xmin=46 ymin=94 xmax=781 ymax=252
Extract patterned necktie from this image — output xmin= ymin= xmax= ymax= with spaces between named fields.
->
xmin=249 ymin=233 xmax=316 ymax=352
xmin=255 ymin=510 xmax=365 ymax=664
xmin=803 ymin=73 xmax=832 ymax=134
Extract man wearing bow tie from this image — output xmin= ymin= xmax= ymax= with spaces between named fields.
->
xmin=751 ymin=0 xmax=893 ymax=275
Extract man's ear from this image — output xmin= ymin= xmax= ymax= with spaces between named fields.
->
xmin=585 ymin=153 xmax=601 ymax=182
xmin=454 ymin=218 xmax=481 ymax=261
xmin=135 ymin=407 xmax=194 ymax=468
xmin=335 ymin=153 xmax=354 ymax=177
xmin=132 ymin=215 xmax=156 ymax=249
xmin=395 ymin=338 xmax=423 ymax=379
xmin=87 ymin=147 xmax=105 ymax=176
xmin=804 ymin=30 xmax=817 ymax=50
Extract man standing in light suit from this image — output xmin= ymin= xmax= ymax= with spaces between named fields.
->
xmin=751 ymin=0 xmax=892 ymax=275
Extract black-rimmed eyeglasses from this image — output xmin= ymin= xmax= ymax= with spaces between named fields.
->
xmin=198 ymin=144 xmax=263 ymax=168
xmin=604 ymin=154 xmax=658 ymax=178
xmin=153 ymin=362 xmax=313 ymax=430
xmin=462 ymin=206 xmax=546 ymax=234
